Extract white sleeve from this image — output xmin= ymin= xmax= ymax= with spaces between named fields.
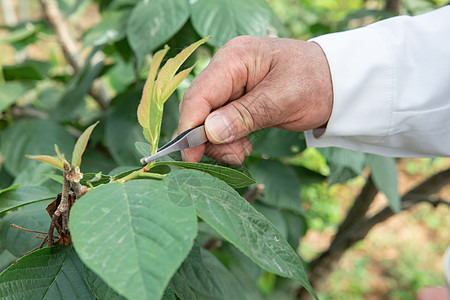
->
xmin=305 ymin=6 xmax=450 ymax=158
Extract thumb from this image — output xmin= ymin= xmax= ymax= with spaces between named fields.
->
xmin=205 ymin=90 xmax=281 ymax=144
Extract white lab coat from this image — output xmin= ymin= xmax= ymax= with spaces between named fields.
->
xmin=305 ymin=6 xmax=450 ymax=157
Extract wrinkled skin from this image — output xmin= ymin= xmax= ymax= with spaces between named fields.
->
xmin=178 ymin=36 xmax=333 ymax=164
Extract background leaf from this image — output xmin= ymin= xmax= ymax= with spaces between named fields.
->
xmin=0 ymin=82 xmax=28 ymax=114
xmin=0 ymin=186 xmax=54 ymax=215
xmin=190 ymin=0 xmax=272 ymax=48
xmin=249 ymin=160 xmax=303 ymax=214
xmin=70 ymin=180 xmax=198 ymax=300
xmin=83 ymin=10 xmax=130 ymax=48
xmin=126 ymin=0 xmax=189 ymax=68
xmin=367 ymin=154 xmax=401 ymax=213
xmin=0 ymin=119 xmax=75 ymax=176
xmin=0 ymin=246 xmax=94 ymax=299
xmin=105 ymin=91 xmax=147 ymax=166
xmin=0 ymin=200 xmax=52 ymax=257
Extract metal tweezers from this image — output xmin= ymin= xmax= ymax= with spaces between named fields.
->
xmin=140 ymin=125 xmax=207 ymax=164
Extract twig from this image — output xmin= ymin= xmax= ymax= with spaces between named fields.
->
xmin=60 ymin=161 xmax=71 ymax=233
xmin=10 ymin=224 xmax=48 ymax=235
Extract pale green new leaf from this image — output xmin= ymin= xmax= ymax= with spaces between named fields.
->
xmin=137 ymin=46 xmax=170 ymax=134
xmin=155 ymin=36 xmax=208 ymax=98
xmin=25 ymin=154 xmax=64 ymax=171
xmin=160 ymin=65 xmax=195 ymax=104
xmin=164 ymin=170 xmax=317 ymax=299
xmin=72 ymin=121 xmax=99 ymax=167
xmin=0 ymin=246 xmax=94 ymax=299
xmin=54 ymin=144 xmax=65 ymax=162
xmin=70 ymin=180 xmax=197 ymax=300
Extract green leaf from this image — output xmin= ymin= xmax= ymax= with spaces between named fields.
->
xmin=80 ymin=173 xmax=112 ymax=187
xmin=367 ymin=154 xmax=401 ymax=213
xmin=250 ymin=128 xmax=306 ymax=159
xmin=319 ymin=147 xmax=367 ymax=184
xmin=72 ymin=121 xmax=99 ymax=167
xmin=0 ymin=246 xmax=94 ymax=299
xmin=83 ymin=10 xmax=130 ymax=48
xmin=51 ymin=49 xmax=104 ymax=121
xmin=126 ymin=0 xmax=189 ymax=68
xmin=84 ymin=265 xmax=127 ymax=300
xmin=189 ymin=0 xmax=272 ymax=48
xmin=25 ymin=155 xmax=64 ymax=171
xmin=105 ymin=91 xmax=147 ymax=165
xmin=155 ymin=161 xmax=255 ymax=188
xmin=0 ymin=119 xmax=75 ymax=176
xmin=249 ymin=160 xmax=303 ymax=214
xmin=164 ymin=170 xmax=316 ymax=299
xmin=0 ymin=184 xmax=19 ymax=196
xmin=70 ymin=180 xmax=197 ymax=300
xmin=0 ymin=185 xmax=54 ymax=215
xmin=0 ymin=82 xmax=28 ymax=114
xmin=0 ymin=23 xmax=42 ymax=44
xmin=0 ymin=200 xmax=52 ymax=257
xmin=2 ymin=60 xmax=50 ymax=81
xmin=173 ymin=244 xmax=249 ymax=299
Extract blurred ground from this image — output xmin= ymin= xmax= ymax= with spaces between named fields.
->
xmin=301 ymin=158 xmax=450 ymax=300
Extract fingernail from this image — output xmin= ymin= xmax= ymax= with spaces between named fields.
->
xmin=221 ymin=154 xmax=241 ymax=165
xmin=206 ymin=113 xmax=233 ymax=143
xmin=181 ymin=150 xmax=187 ymax=161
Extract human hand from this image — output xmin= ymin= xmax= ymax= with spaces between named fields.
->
xmin=178 ymin=36 xmax=333 ymax=164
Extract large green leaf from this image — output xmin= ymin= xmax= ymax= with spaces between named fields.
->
xmin=173 ymin=245 xmax=250 ymax=299
xmin=367 ymin=154 xmax=400 ymax=213
xmin=0 ymin=246 xmax=94 ymax=299
xmin=0 ymin=200 xmax=52 ymax=257
xmin=154 ymin=161 xmax=255 ymax=188
xmin=70 ymin=180 xmax=197 ymax=300
xmin=126 ymin=0 xmax=189 ymax=68
xmin=189 ymin=0 xmax=272 ymax=47
xmin=164 ymin=170 xmax=316 ymax=299
xmin=83 ymin=265 xmax=127 ymax=300
xmin=0 ymin=119 xmax=75 ymax=176
xmin=0 ymin=82 xmax=28 ymax=114
xmin=249 ymin=160 xmax=303 ymax=214
xmin=0 ymin=185 xmax=54 ymax=215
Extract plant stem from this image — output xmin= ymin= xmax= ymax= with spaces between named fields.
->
xmin=60 ymin=161 xmax=71 ymax=233
xmin=115 ymin=167 xmax=165 ymax=183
